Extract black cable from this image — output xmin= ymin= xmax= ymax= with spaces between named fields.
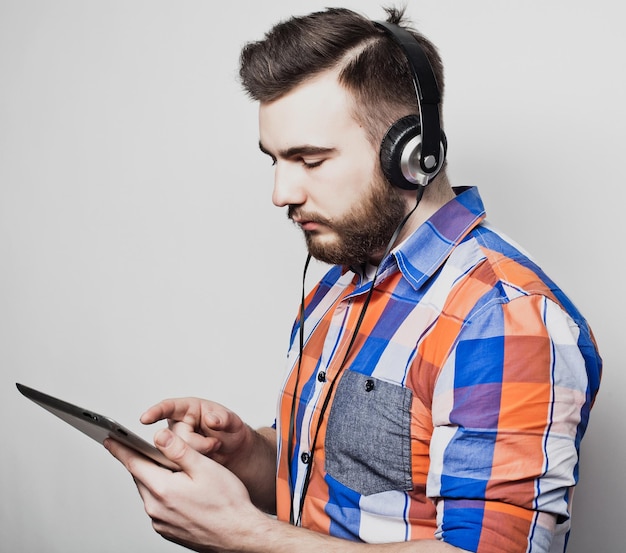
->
xmin=287 ymin=253 xmax=311 ymax=525
xmin=288 ymin=186 xmax=425 ymax=526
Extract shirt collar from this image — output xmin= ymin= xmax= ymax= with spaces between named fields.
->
xmin=382 ymin=186 xmax=487 ymax=290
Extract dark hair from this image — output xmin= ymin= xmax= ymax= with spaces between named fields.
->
xmin=239 ymin=6 xmax=444 ymax=146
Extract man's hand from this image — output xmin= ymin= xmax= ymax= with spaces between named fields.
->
xmin=141 ymin=398 xmax=252 ymax=467
xmin=140 ymin=397 xmax=277 ymax=512
xmin=105 ymin=429 xmax=267 ymax=552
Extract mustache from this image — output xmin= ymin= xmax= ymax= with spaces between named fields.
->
xmin=287 ymin=206 xmax=332 ymax=227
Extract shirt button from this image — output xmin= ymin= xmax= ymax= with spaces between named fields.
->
xmin=300 ymin=452 xmax=311 ymax=464
xmin=365 ymin=379 xmax=375 ymax=392
xmin=317 ymin=371 xmax=326 ymax=382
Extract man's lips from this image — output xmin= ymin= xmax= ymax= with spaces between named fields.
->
xmin=291 ymin=215 xmax=324 ymax=231
xmin=299 ymin=221 xmax=321 ymax=231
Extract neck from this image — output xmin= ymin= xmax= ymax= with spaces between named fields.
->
xmin=396 ymin=172 xmax=455 ymax=241
xmin=367 ymin=173 xmax=455 ymax=265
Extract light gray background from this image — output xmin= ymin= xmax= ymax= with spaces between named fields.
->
xmin=1 ymin=1 xmax=622 ymax=551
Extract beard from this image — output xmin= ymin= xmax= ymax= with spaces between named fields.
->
xmin=288 ymin=174 xmax=408 ymax=267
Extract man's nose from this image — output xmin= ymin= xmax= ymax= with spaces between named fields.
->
xmin=272 ymin=162 xmax=307 ymax=207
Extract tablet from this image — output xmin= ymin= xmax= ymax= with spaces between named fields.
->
xmin=16 ymin=382 xmax=179 ymax=471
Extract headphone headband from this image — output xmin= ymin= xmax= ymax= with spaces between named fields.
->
xmin=373 ymin=20 xmax=445 ymax=183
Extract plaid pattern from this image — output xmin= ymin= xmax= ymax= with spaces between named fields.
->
xmin=275 ymin=187 xmax=601 ymax=552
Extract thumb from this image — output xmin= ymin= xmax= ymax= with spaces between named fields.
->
xmin=154 ymin=428 xmax=200 ymax=473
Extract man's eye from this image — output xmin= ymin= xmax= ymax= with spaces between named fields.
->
xmin=302 ymin=159 xmax=323 ymax=169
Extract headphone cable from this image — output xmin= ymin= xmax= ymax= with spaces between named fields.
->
xmin=288 ymin=185 xmax=424 ymax=526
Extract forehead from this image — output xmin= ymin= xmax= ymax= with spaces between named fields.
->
xmin=258 ymin=70 xmax=363 ymax=150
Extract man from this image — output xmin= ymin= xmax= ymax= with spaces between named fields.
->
xmin=105 ymin=7 xmax=601 ymax=553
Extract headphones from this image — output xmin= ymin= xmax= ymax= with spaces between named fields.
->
xmin=374 ymin=20 xmax=447 ymax=190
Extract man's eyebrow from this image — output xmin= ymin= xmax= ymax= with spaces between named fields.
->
xmin=258 ymin=141 xmax=335 ymax=159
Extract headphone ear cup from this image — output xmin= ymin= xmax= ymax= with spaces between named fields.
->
xmin=380 ymin=115 xmax=423 ymax=190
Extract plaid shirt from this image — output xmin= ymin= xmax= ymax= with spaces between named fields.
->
xmin=275 ymin=187 xmax=601 ymax=553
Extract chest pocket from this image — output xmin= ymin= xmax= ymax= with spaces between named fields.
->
xmin=324 ymin=369 xmax=413 ymax=496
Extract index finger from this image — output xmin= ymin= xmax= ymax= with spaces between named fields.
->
xmin=140 ymin=398 xmax=201 ymax=425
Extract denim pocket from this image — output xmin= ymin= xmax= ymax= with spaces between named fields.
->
xmin=324 ymin=370 xmax=413 ymax=496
